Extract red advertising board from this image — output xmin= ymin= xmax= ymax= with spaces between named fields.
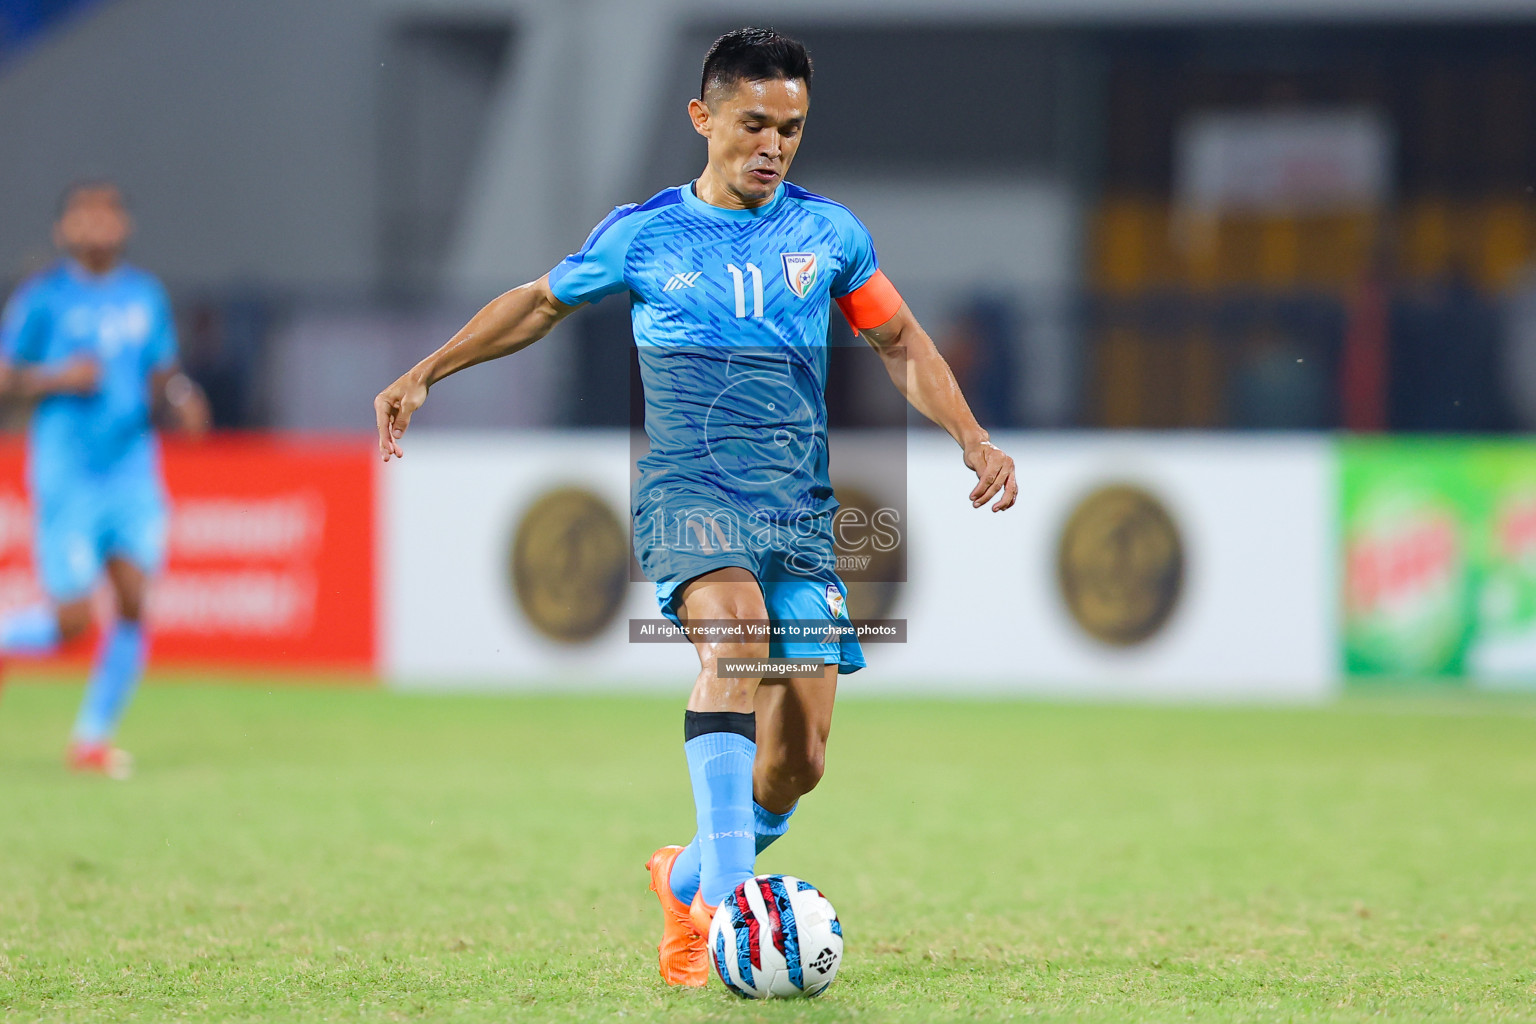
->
xmin=0 ymin=435 xmax=376 ymax=674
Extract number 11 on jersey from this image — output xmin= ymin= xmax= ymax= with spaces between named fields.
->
xmin=726 ymin=263 xmax=764 ymax=319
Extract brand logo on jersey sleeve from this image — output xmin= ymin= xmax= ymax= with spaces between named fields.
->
xmin=663 ymin=271 xmax=702 ymax=292
xmin=781 ymin=253 xmax=818 ymax=299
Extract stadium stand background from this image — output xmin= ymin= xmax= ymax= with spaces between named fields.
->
xmin=4 ymin=0 xmax=1533 ymax=436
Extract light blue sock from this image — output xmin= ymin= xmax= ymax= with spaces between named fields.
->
xmin=754 ymin=800 xmax=795 ymax=853
xmin=0 ymin=604 xmax=61 ymax=655
xmin=669 ymin=801 xmax=798 ymax=906
xmin=686 ymin=730 xmax=757 ymax=908
xmin=72 ymin=622 xmax=147 ymax=744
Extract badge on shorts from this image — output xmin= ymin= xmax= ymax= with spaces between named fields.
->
xmin=825 ymin=583 xmax=846 ymax=619
xmin=781 ymin=252 xmax=817 ymax=298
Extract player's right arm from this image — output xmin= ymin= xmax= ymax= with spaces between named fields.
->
xmin=373 ymin=275 xmax=575 ymax=461
xmin=0 ymin=280 xmax=99 ymax=401
xmin=376 ymin=200 xmax=645 ymax=461
xmin=822 ymin=204 xmax=1017 ymax=512
xmin=4 ymin=360 xmax=100 ymax=400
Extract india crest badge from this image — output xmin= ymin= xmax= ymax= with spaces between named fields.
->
xmin=825 ymin=583 xmax=846 ymax=620
xmin=781 ymin=252 xmax=818 ymax=299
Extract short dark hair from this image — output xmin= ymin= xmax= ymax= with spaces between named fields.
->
xmin=700 ymin=27 xmax=812 ymax=102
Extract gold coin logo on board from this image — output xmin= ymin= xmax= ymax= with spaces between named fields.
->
xmin=1056 ymin=484 xmax=1183 ymax=646
xmin=509 ymin=487 xmax=628 ymax=643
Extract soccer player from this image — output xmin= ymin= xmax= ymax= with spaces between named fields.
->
xmin=373 ymin=28 xmax=1017 ymax=986
xmin=0 ymin=181 xmax=209 ymax=778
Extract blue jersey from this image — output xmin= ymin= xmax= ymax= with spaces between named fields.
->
xmin=0 ymin=261 xmax=176 ymax=497
xmin=549 ymin=182 xmax=881 ymax=527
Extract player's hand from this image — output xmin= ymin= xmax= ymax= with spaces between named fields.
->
xmin=374 ymin=372 xmax=427 ymax=462
xmin=963 ymin=440 xmax=1017 ymax=512
xmin=169 ymin=377 xmax=212 ymax=439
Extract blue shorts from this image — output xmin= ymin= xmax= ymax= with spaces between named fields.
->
xmin=34 ymin=477 xmax=168 ymax=602
xmin=642 ymin=506 xmax=865 ymax=674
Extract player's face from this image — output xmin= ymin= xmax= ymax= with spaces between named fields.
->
xmin=691 ymin=77 xmax=807 ymax=207
xmin=54 ymin=187 xmax=132 ymax=269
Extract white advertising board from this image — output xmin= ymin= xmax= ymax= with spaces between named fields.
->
xmin=383 ymin=430 xmax=1336 ymax=700
xmin=382 ymin=431 xmax=691 ymax=689
xmin=880 ymin=432 xmax=1336 ymax=700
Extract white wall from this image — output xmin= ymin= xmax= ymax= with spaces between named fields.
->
xmin=0 ymin=0 xmax=383 ymax=292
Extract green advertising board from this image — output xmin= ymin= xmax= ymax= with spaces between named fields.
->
xmin=1341 ymin=438 xmax=1536 ymax=688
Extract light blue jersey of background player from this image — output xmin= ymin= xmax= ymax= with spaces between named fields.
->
xmin=548 ymin=181 xmax=882 ymax=671
xmin=3 ymin=259 xmax=176 ymax=590
xmin=0 ymin=182 xmax=209 ymax=777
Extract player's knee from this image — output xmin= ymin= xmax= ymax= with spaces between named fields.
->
xmin=108 ymin=567 xmax=149 ymax=622
xmin=55 ymin=602 xmax=92 ymax=641
xmin=724 ymin=594 xmax=767 ymax=624
xmin=115 ymin=590 xmax=145 ymax=623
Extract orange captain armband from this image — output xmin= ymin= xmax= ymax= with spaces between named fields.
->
xmin=834 ymin=270 xmax=903 ymax=331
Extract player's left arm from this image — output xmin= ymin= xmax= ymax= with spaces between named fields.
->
xmin=144 ymin=282 xmax=210 ymax=437
xmin=858 ymin=301 xmax=1018 ymax=513
xmin=151 ymin=367 xmax=211 ymax=437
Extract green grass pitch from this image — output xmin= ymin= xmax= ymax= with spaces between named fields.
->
xmin=1 ymin=679 xmax=1535 ymax=1022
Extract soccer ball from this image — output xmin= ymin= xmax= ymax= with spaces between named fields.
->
xmin=708 ymin=874 xmax=843 ymax=998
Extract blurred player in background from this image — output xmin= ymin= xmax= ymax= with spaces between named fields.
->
xmin=374 ymin=28 xmax=1016 ymax=986
xmin=0 ymin=182 xmax=209 ymax=778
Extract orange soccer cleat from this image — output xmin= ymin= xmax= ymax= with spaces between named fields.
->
xmin=689 ymin=890 xmax=717 ymax=941
xmin=646 ymin=845 xmax=708 ymax=987
xmin=66 ymin=741 xmax=133 ymax=780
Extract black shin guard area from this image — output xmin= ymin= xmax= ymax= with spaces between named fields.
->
xmin=683 ymin=710 xmax=756 ymax=742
